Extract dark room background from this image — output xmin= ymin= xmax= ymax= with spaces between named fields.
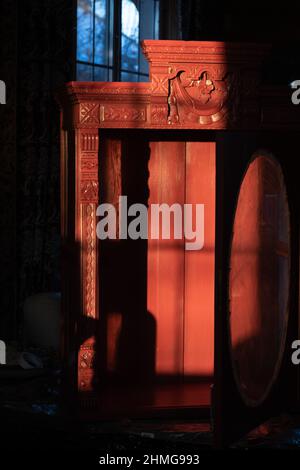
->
xmin=1 ymin=0 xmax=300 ymax=341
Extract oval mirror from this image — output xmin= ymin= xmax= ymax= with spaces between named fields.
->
xmin=229 ymin=154 xmax=290 ymax=405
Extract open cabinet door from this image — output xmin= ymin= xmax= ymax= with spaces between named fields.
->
xmin=213 ymin=131 xmax=299 ymax=447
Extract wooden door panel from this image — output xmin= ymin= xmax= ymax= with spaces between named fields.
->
xmin=148 ymin=141 xmax=185 ymax=377
xmin=148 ymin=140 xmax=216 ymax=383
xmin=184 ymin=142 xmax=215 ymax=378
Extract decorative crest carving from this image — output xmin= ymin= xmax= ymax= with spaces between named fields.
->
xmin=168 ymin=70 xmax=230 ymax=125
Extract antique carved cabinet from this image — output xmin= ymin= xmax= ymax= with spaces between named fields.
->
xmin=57 ymin=41 xmax=300 ymax=446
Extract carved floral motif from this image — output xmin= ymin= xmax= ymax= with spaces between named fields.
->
xmin=81 ymin=159 xmax=98 ymax=171
xmin=78 ymin=339 xmax=97 ymax=391
xmin=80 ymin=181 xmax=99 ymax=202
xmin=80 ymin=103 xmax=100 ymax=124
xmin=151 ymin=105 xmax=168 ymax=124
xmin=79 ymin=345 xmax=95 ymax=369
xmin=151 ymin=75 xmax=169 ymax=94
xmin=101 ymin=106 xmax=146 ymax=122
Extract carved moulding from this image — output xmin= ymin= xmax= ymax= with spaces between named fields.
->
xmin=58 ymin=41 xmax=300 ymax=132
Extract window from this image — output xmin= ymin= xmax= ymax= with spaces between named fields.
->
xmin=76 ymin=0 xmax=160 ymax=82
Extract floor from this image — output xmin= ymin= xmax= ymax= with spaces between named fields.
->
xmin=96 ymin=382 xmax=211 ymax=418
xmin=1 ymin=371 xmax=300 ymax=452
xmin=1 ymin=365 xmax=300 ymax=452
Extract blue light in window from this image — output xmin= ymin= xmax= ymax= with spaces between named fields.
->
xmin=77 ymin=0 xmax=94 ymax=63
xmin=121 ymin=0 xmax=140 ymax=73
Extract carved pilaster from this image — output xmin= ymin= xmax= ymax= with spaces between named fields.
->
xmin=77 ymin=128 xmax=99 ymax=392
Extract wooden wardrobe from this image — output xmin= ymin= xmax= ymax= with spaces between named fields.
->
xmin=57 ymin=40 xmax=300 ymax=446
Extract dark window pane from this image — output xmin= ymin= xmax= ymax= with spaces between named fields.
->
xmin=154 ymin=0 xmax=160 ymax=39
xmin=77 ymin=63 xmax=94 ymax=81
xmin=77 ymin=0 xmax=160 ymax=81
xmin=121 ymin=71 xmax=140 ymax=82
xmin=121 ymin=0 xmax=139 ymax=72
xmin=139 ymin=0 xmax=158 ymax=75
xmin=77 ymin=0 xmax=94 ymax=63
xmin=94 ymin=65 xmax=110 ymax=81
xmin=138 ymin=74 xmax=150 ymax=82
xmin=95 ymin=0 xmax=109 ymax=65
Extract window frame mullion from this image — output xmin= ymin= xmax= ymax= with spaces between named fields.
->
xmin=92 ymin=0 xmax=96 ymax=80
xmin=112 ymin=0 xmax=121 ymax=81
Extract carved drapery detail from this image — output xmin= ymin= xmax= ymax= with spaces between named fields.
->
xmin=149 ymin=63 xmax=239 ymax=126
xmin=168 ymin=70 xmax=228 ymax=124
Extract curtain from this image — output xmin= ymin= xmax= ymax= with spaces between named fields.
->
xmin=0 ymin=0 xmax=76 ymax=340
xmin=181 ymin=1 xmax=225 ymax=40
xmin=0 ymin=1 xmax=18 ymax=339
